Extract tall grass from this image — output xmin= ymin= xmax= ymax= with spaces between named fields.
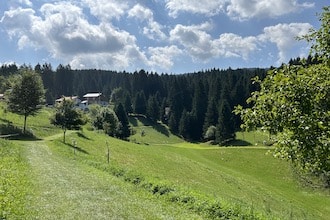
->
xmin=0 ymin=139 xmax=33 ymax=219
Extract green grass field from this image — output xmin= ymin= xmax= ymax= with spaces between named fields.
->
xmin=1 ymin=105 xmax=329 ymax=219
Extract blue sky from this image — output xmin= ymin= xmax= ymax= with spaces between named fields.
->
xmin=0 ymin=0 xmax=326 ymax=73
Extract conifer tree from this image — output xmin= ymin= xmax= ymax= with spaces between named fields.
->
xmin=115 ymin=103 xmax=130 ymax=139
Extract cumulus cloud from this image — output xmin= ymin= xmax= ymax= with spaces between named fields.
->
xmin=148 ymin=45 xmax=182 ymax=70
xmin=214 ymin=33 xmax=258 ymax=60
xmin=128 ymin=4 xmax=166 ymax=40
xmin=128 ymin=4 xmax=153 ymax=21
xmin=83 ymin=0 xmax=128 ymax=21
xmin=0 ymin=0 xmax=317 ymax=72
xmin=0 ymin=2 xmax=147 ymax=70
xmin=170 ymin=22 xmax=258 ymax=61
xmin=166 ymin=0 xmax=226 ymax=17
xmin=259 ymin=23 xmax=313 ymax=63
xmin=227 ymin=0 xmax=314 ymax=20
xmin=19 ymin=0 xmax=33 ymax=7
xmin=165 ymin=0 xmax=314 ymax=20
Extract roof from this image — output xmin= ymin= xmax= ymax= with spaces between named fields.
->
xmin=83 ymin=93 xmax=102 ymax=98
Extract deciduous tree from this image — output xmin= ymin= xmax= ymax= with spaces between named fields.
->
xmin=50 ymin=99 xmax=86 ymax=143
xmin=235 ymin=6 xmax=330 ymax=186
xmin=7 ymin=69 xmax=45 ymax=134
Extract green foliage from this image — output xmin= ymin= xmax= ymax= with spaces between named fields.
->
xmin=301 ymin=6 xmax=330 ymax=61
xmin=236 ymin=7 xmax=330 ymax=185
xmin=50 ymin=98 xmax=86 ymax=143
xmin=6 ymin=68 xmax=45 ymax=133
xmin=2 ymin=63 xmax=266 ymax=142
xmin=110 ymin=87 xmax=127 ymax=104
xmin=133 ymin=90 xmax=147 ymax=115
xmin=216 ymin=100 xmax=236 ymax=145
xmin=91 ymin=106 xmax=119 ymax=137
xmin=114 ymin=103 xmax=130 ymax=139
xmin=146 ymin=95 xmax=160 ymax=122
xmin=236 ymin=64 xmax=330 ymax=184
xmin=204 ymin=125 xmax=216 ymax=141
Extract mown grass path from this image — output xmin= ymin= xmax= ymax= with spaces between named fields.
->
xmin=23 ymin=139 xmax=200 ymax=219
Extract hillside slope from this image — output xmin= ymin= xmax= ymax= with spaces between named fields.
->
xmin=20 ymin=140 xmax=201 ymax=219
xmin=1 ymin=107 xmax=330 ymax=219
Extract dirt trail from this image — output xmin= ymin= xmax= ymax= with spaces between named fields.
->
xmin=23 ymin=140 xmax=199 ymax=219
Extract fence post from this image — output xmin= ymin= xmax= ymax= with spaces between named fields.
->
xmin=106 ymin=141 xmax=110 ymax=164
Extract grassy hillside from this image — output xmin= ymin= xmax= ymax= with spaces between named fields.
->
xmin=1 ymin=106 xmax=330 ymax=219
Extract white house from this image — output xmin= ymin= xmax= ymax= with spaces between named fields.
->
xmin=83 ymin=93 xmax=102 ymax=105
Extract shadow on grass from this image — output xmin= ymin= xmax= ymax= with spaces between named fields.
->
xmin=0 ymin=118 xmax=12 ymax=124
xmin=77 ymin=132 xmax=92 ymax=140
xmin=153 ymin=122 xmax=170 ymax=137
xmin=129 ymin=117 xmax=138 ymax=126
xmin=227 ymin=139 xmax=253 ymax=146
xmin=66 ymin=142 xmax=89 ymax=154
xmin=132 ymin=115 xmax=170 ymax=137
xmin=0 ymin=123 xmax=42 ymax=141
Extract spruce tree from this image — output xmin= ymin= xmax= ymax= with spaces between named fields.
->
xmin=115 ymin=103 xmax=130 ymax=139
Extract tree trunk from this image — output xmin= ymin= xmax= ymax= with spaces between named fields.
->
xmin=63 ymin=129 xmax=66 ymax=143
xmin=23 ymin=114 xmax=27 ymax=134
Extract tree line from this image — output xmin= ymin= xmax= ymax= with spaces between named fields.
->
xmin=0 ymin=64 xmax=267 ymax=143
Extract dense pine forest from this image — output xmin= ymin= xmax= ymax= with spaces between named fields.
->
xmin=0 ymin=63 xmax=267 ymax=143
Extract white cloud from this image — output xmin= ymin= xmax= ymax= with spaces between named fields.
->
xmin=214 ymin=33 xmax=258 ymax=60
xmin=165 ymin=0 xmax=314 ymax=20
xmin=0 ymin=2 xmax=148 ymax=70
xmin=128 ymin=4 xmax=153 ymax=21
xmin=227 ymin=0 xmax=314 ymax=20
xmin=148 ymin=45 xmax=182 ymax=70
xmin=259 ymin=23 xmax=312 ymax=63
xmin=1 ymin=8 xmax=36 ymax=36
xmin=166 ymin=0 xmax=226 ymax=17
xmin=128 ymin=4 xmax=166 ymax=40
xmin=83 ymin=0 xmax=128 ymax=21
xmin=170 ymin=22 xmax=258 ymax=61
xmin=19 ymin=0 xmax=33 ymax=7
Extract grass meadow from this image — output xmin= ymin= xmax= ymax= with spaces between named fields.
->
xmin=1 ymin=105 xmax=329 ymax=219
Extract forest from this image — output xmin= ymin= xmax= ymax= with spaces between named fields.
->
xmin=0 ymin=63 xmax=267 ymax=143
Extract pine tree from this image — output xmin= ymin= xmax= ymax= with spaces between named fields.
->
xmin=191 ymin=80 xmax=207 ymax=140
xmin=146 ymin=95 xmax=160 ymax=121
xmin=134 ymin=91 xmax=147 ymax=115
xmin=216 ymin=100 xmax=235 ymax=145
xmin=115 ymin=103 xmax=130 ymax=139
xmin=203 ymin=98 xmax=218 ymax=135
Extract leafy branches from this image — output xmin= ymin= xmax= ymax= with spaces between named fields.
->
xmin=235 ymin=7 xmax=330 ymax=186
xmin=7 ymin=69 xmax=45 ymax=134
xmin=50 ymin=99 xmax=86 ymax=143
